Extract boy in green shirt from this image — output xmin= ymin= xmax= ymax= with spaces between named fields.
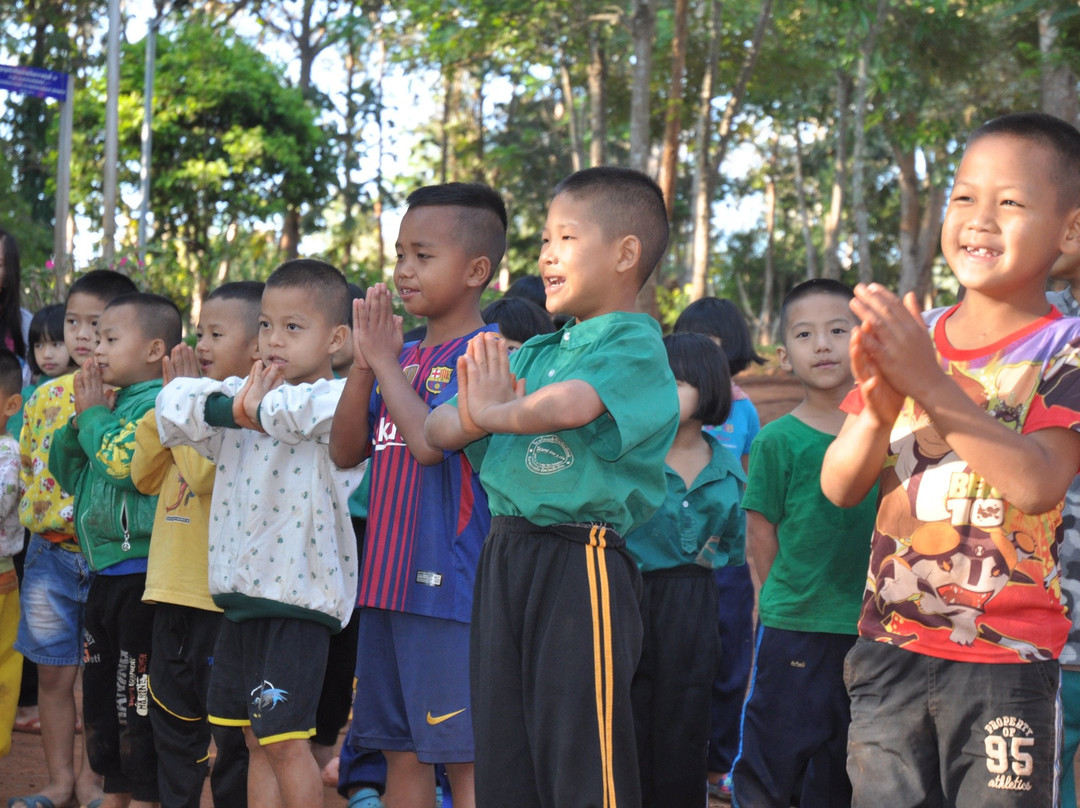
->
xmin=732 ymin=279 xmax=876 ymax=808
xmin=426 ymin=166 xmax=679 ymax=808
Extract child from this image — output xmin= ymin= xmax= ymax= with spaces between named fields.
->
xmin=0 ymin=227 xmax=33 ymax=379
xmin=731 ymin=279 xmax=875 ymax=808
xmin=481 ymin=296 xmax=554 ymax=350
xmin=131 ymin=281 xmax=263 ymax=808
xmin=12 ymin=269 xmax=137 ymax=808
xmin=672 ymin=296 xmax=762 ymax=800
xmin=426 ymin=166 xmax=680 ymax=807
xmin=329 ymin=182 xmax=507 ymax=808
xmin=822 ymin=111 xmax=1080 ymax=806
xmin=0 ymin=350 xmax=25 ymax=756
xmin=1047 ymin=250 xmax=1080 ymax=804
xmin=49 ymin=292 xmax=181 ymax=807
xmin=11 ymin=302 xmax=75 ymax=739
xmin=9 ymin=304 xmax=76 ymax=441
xmin=625 ymin=332 xmax=745 ymax=807
xmin=156 ymin=259 xmax=363 ymax=808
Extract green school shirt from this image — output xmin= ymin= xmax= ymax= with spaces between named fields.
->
xmin=464 ymin=312 xmax=679 ymax=537
xmin=625 ymin=431 xmax=746 ymax=573
xmin=742 ymin=414 xmax=876 ymax=634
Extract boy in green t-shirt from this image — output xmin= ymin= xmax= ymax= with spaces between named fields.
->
xmin=732 ymin=279 xmax=876 ymax=808
xmin=426 ymin=166 xmax=679 ymax=808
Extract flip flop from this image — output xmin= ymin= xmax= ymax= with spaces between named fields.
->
xmin=83 ymin=800 xmax=103 ymax=808
xmin=7 ymin=796 xmax=58 ymax=808
xmin=12 ymin=715 xmax=41 ymax=734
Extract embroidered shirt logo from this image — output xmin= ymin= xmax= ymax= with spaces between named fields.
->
xmin=426 ymin=365 xmax=453 ymax=395
xmin=526 ymin=435 xmax=574 ymax=474
xmin=426 ymin=708 xmax=467 ymax=725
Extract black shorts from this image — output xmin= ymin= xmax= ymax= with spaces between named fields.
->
xmin=207 ymin=616 xmax=330 ymax=745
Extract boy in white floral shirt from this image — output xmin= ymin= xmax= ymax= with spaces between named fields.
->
xmin=156 ymin=259 xmax=364 ymax=808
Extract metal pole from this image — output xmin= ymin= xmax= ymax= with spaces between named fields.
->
xmin=138 ymin=16 xmax=158 ymax=265
xmin=52 ymin=72 xmax=74 ymax=283
xmin=102 ymin=0 xmax=120 ymax=265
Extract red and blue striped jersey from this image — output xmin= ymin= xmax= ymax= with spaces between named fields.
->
xmin=358 ymin=327 xmax=496 ymax=622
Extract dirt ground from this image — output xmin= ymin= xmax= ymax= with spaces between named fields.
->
xmin=2 ymin=373 xmax=806 ymax=807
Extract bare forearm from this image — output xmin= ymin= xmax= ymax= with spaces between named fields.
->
xmin=918 ymin=381 xmax=1080 ymax=513
xmin=473 ymin=380 xmax=605 ymax=435
xmin=426 ymin=404 xmax=480 ymax=452
xmin=329 ymin=367 xmax=375 ymax=468
xmin=372 ymin=361 xmax=447 ymax=466
xmin=745 ymin=511 xmax=779 ymax=592
xmin=821 ymin=412 xmax=892 ymax=508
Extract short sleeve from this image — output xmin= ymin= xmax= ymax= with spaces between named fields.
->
xmin=1024 ymin=341 xmax=1080 ymax=435
xmin=741 ymin=424 xmax=789 ymax=526
xmin=570 ymin=324 xmax=677 ymax=462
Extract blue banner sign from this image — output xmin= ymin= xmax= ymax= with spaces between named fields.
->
xmin=0 ymin=65 xmax=69 ymax=101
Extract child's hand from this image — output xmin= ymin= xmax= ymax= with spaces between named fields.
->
xmin=232 ymin=360 xmax=283 ymax=432
xmin=851 ymin=324 xmax=904 ymax=427
xmin=461 ymin=332 xmax=525 ymax=431
xmin=454 ymin=354 xmax=492 ymax=442
xmin=73 ymin=357 xmax=111 ymax=415
xmin=850 ymin=283 xmax=944 ymax=402
xmin=354 ymin=283 xmax=404 ymax=374
xmin=162 ymin=343 xmax=200 ymax=385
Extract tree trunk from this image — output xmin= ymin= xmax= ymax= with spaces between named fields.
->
xmin=792 ymin=122 xmax=817 ymax=281
xmin=688 ymin=0 xmax=721 ymax=301
xmin=757 ymin=140 xmax=777 ymax=346
xmin=690 ymin=0 xmax=773 ymax=298
xmin=628 ymin=0 xmax=655 ymax=172
xmin=279 ymin=208 xmax=300 ymax=259
xmin=822 ymin=72 xmax=850 ymax=280
xmin=656 ymin=0 xmax=688 ymax=220
xmin=1039 ymin=9 xmax=1078 ymax=126
xmin=559 ymin=60 xmax=585 ymax=173
xmin=894 ymin=145 xmax=945 ymax=304
xmin=587 ymin=25 xmax=607 ymax=167
xmin=851 ymin=0 xmax=887 ymax=285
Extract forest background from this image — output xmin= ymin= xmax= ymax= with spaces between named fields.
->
xmin=3 ymin=0 xmax=1080 ymax=342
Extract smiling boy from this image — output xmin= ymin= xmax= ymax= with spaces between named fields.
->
xmin=50 ymin=292 xmax=183 ymax=808
xmin=823 ymin=112 xmax=1080 ymax=806
xmin=426 ymin=166 xmax=679 ymax=808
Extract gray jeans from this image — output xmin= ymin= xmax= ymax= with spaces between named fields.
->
xmin=845 ymin=638 xmax=1060 ymax=808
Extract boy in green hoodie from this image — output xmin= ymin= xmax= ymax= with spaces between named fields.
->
xmin=50 ymin=292 xmax=182 ymax=808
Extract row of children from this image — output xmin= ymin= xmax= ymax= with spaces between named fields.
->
xmin=6 ymin=107 xmax=1080 ymax=808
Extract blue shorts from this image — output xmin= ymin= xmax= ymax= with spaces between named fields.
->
xmin=351 ymin=608 xmax=473 ymax=763
xmin=14 ymin=534 xmax=94 ymax=666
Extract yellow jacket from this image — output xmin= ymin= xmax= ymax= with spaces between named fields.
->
xmin=131 ymin=410 xmax=219 ymax=612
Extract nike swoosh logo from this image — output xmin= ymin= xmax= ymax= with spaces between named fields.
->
xmin=426 ymin=708 xmax=467 ymax=725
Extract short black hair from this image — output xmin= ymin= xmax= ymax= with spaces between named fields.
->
xmin=673 ymin=297 xmax=765 ymax=376
xmin=482 ymin=297 xmax=555 ymax=345
xmin=779 ymin=279 xmax=855 ymax=342
xmin=969 ymin=112 xmax=1080 ymax=209
xmin=504 ymin=275 xmax=547 ymax=309
xmin=406 ymin=182 xmax=508 ymax=286
xmin=106 ymin=293 xmax=183 ymax=352
xmin=27 ymin=303 xmax=67 ymax=376
xmin=265 ymin=259 xmax=350 ymax=326
xmin=553 ymin=167 xmax=669 ymax=282
xmin=345 ymin=282 xmax=365 ymax=328
xmin=0 ymin=348 xmax=22 ymax=397
xmin=67 ymin=269 xmax=139 ymax=305
xmin=663 ymin=332 xmax=732 ymax=426
xmin=206 ymin=281 xmax=265 ymax=341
